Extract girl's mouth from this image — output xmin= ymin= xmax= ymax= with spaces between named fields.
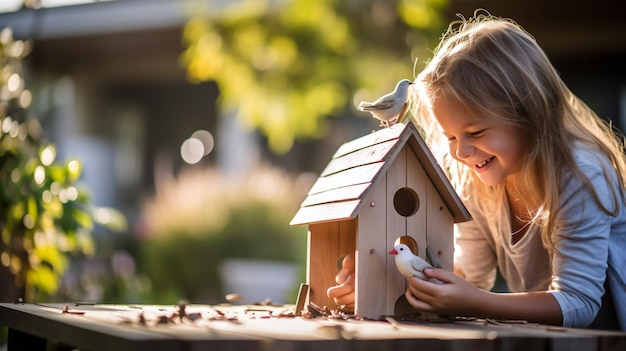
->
xmin=476 ymin=156 xmax=495 ymax=169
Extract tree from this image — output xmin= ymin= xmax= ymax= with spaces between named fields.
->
xmin=180 ymin=0 xmax=448 ymax=153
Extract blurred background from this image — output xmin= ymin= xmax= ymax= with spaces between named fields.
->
xmin=0 ymin=0 xmax=624 ymax=316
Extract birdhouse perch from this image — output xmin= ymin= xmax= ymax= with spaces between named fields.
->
xmin=290 ymin=121 xmax=471 ymax=320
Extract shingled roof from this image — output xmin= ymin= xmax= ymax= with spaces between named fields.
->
xmin=290 ymin=121 xmax=471 ymax=226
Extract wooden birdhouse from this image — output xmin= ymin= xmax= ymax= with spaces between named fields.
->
xmin=290 ymin=121 xmax=471 ymax=320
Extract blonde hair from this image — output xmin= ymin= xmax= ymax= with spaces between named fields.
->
xmin=411 ymin=10 xmax=626 ymax=254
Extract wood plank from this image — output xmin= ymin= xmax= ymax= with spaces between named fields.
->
xmin=385 ymin=146 xmax=409 ymax=315
xmin=300 ymin=183 xmax=370 ymax=208
xmin=406 ymin=141 xmax=454 ymax=271
xmin=355 ymin=178 xmax=389 ymax=319
xmin=404 ymin=143 xmax=438 ymax=320
xmin=321 ymin=139 xmax=397 ymax=177
xmin=308 ymin=222 xmax=341 ymax=310
xmin=290 ymin=200 xmax=360 ymax=226
xmin=425 ymin=178 xmax=454 ymax=271
xmin=338 ymin=219 xmax=357 ymax=257
xmin=307 ymin=162 xmax=384 ymax=196
xmin=332 ymin=124 xmax=406 ymax=159
xmin=398 ymin=145 xmax=456 ymax=276
xmin=406 ymin=147 xmax=431 ymax=261
xmin=2 ymin=303 xmax=626 ymax=351
xmin=0 ymin=304 xmax=187 ymax=351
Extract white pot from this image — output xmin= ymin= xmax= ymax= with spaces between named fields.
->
xmin=219 ymin=259 xmax=299 ymax=304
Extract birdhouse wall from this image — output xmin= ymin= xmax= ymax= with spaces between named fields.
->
xmin=354 ymin=145 xmax=454 ymax=319
xmin=406 ymin=145 xmax=454 ymax=272
xmin=306 ymin=219 xmax=356 ymax=310
xmin=354 ymin=176 xmax=389 ymax=319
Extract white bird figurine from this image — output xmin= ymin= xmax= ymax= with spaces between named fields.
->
xmin=357 ymin=79 xmax=413 ymax=127
xmin=389 ymin=243 xmax=434 ymax=280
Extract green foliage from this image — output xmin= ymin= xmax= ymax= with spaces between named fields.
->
xmin=138 ymin=166 xmax=308 ymax=304
xmin=140 ymin=200 xmax=307 ymax=304
xmin=0 ymin=27 xmax=126 ymax=302
xmin=181 ymin=0 xmax=448 ymax=153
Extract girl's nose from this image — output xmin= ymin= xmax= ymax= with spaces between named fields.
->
xmin=455 ymin=138 xmax=475 ymax=159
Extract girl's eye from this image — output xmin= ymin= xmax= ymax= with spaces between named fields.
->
xmin=470 ymin=129 xmax=486 ymax=137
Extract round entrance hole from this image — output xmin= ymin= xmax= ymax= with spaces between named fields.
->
xmin=393 ymin=187 xmax=419 ymax=217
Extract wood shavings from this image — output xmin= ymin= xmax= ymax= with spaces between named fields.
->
xmin=62 ymin=305 xmax=86 ymax=315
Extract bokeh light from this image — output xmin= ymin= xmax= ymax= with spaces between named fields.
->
xmin=95 ymin=207 xmax=111 ymax=223
xmin=40 ymin=146 xmax=56 ymax=166
xmin=67 ymin=159 xmax=81 ymax=178
xmin=180 ymin=137 xmax=204 ymax=165
xmin=34 ymin=165 xmax=46 ymax=185
xmin=7 ymin=73 xmax=21 ymax=92
xmin=180 ymin=129 xmax=214 ymax=164
xmin=191 ymin=129 xmax=214 ymax=156
xmin=19 ymin=89 xmax=32 ymax=108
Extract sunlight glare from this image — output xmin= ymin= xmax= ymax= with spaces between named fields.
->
xmin=34 ymin=166 xmax=46 ymax=185
xmin=95 ymin=208 xmax=112 ymax=223
xmin=180 ymin=137 xmax=204 ymax=165
xmin=7 ymin=73 xmax=21 ymax=92
xmin=40 ymin=146 xmax=56 ymax=166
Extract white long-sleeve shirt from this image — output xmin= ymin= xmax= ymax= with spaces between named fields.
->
xmin=454 ymin=144 xmax=626 ymax=329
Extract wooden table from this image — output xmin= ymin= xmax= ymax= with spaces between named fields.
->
xmin=1 ymin=303 xmax=625 ymax=351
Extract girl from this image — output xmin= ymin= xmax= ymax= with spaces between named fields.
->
xmin=328 ymin=11 xmax=626 ymax=330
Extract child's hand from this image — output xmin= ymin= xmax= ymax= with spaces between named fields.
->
xmin=404 ymin=267 xmax=486 ymax=317
xmin=326 ymin=253 xmax=355 ymax=309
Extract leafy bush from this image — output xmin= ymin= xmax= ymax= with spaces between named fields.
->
xmin=0 ymin=27 xmax=125 ymax=302
xmin=138 ymin=166 xmax=309 ymax=304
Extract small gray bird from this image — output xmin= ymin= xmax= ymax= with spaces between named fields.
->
xmin=357 ymin=79 xmax=413 ymax=127
xmin=389 ymin=243 xmax=433 ymax=280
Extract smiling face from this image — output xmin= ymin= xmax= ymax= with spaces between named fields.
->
xmin=431 ymin=97 xmax=526 ymax=187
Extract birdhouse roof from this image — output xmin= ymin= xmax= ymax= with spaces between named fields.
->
xmin=290 ymin=121 xmax=471 ymax=226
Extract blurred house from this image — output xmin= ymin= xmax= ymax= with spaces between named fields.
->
xmin=1 ymin=0 xmax=225 ymax=219
xmin=1 ymin=0 xmax=624 ymax=223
